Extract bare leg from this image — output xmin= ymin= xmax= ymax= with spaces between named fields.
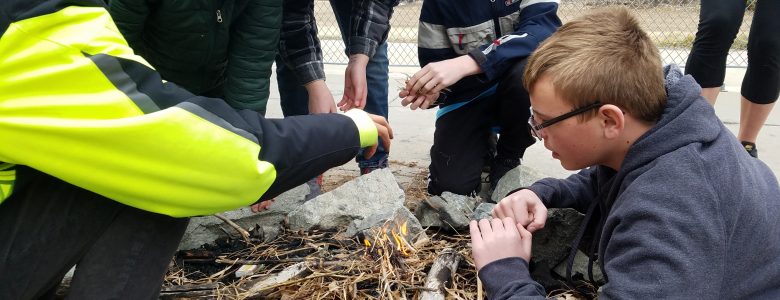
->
xmin=737 ymin=97 xmax=775 ymax=143
xmin=701 ymin=87 xmax=720 ymax=105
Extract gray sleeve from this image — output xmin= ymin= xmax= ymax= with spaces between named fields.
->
xmin=478 ymin=257 xmax=546 ymax=300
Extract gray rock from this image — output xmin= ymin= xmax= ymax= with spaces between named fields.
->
xmin=414 ymin=201 xmax=444 ymax=228
xmin=530 ymin=208 xmax=585 ymax=270
xmin=471 ymin=202 xmax=496 ymax=221
xmin=491 ymin=165 xmax=548 ymax=203
xmin=287 ymin=168 xmax=406 ymax=231
xmin=346 ymin=206 xmax=426 ymax=243
xmin=178 ymin=183 xmax=310 ymax=250
xmin=415 ymin=192 xmax=478 ymax=230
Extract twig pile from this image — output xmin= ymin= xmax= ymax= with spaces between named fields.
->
xmin=163 ymin=228 xmax=478 ymax=299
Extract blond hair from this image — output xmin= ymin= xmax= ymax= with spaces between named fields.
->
xmin=524 ymin=7 xmax=666 ymax=122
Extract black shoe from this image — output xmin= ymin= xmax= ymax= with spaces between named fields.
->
xmin=741 ymin=141 xmax=758 ymax=158
xmin=488 ymin=156 xmax=521 ymax=190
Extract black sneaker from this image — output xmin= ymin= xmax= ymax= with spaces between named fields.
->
xmin=741 ymin=141 xmax=758 ymax=158
xmin=488 ymin=156 xmax=521 ymax=190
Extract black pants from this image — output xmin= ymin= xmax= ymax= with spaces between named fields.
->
xmin=685 ymin=0 xmax=780 ymax=104
xmin=428 ymin=59 xmax=535 ymax=196
xmin=0 ymin=166 xmax=189 ymax=299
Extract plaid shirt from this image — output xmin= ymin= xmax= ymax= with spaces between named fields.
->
xmin=278 ymin=0 xmax=399 ymax=85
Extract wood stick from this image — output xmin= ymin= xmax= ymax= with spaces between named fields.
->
xmin=216 ymin=257 xmax=357 ymax=268
xmin=420 ymin=248 xmax=462 ymax=300
xmin=214 ymin=213 xmax=250 ymax=242
xmin=159 ymin=283 xmax=221 ymax=299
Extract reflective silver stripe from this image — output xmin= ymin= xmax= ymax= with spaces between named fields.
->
xmin=176 ymin=102 xmax=259 ymax=144
xmin=418 ymin=21 xmax=450 ymax=49
xmin=519 ymin=0 xmax=559 ymax=11
xmin=88 ymin=54 xmax=160 ymax=114
xmin=481 ymin=33 xmax=528 ymax=55
xmin=445 ymin=20 xmax=494 ymax=54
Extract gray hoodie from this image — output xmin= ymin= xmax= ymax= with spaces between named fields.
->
xmin=479 ymin=65 xmax=780 ymax=299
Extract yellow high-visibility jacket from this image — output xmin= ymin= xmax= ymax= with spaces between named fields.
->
xmin=0 ymin=0 xmax=378 ymax=217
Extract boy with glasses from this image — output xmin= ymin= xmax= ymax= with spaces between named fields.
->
xmin=470 ymin=7 xmax=780 ymax=298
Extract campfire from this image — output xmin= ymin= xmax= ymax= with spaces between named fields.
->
xmin=156 ymin=166 xmax=592 ymax=299
xmin=360 ymin=219 xmax=415 ymax=260
xmin=161 ymin=225 xmax=478 ymax=299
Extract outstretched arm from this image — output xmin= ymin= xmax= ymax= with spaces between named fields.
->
xmin=337 ymin=0 xmax=399 ymax=111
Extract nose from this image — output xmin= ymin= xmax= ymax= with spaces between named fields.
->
xmin=538 ymin=127 xmax=548 ymax=140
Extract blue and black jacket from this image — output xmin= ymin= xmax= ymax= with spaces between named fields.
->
xmin=418 ymin=0 xmax=560 ymax=107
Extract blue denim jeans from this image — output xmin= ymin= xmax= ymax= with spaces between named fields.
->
xmin=275 ymin=0 xmax=389 ymax=169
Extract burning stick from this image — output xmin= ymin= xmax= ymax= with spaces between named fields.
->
xmin=420 ymin=248 xmax=462 ymax=300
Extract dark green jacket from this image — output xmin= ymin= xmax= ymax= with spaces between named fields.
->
xmin=109 ymin=0 xmax=280 ymax=114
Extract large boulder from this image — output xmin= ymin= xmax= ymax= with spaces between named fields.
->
xmin=287 ymin=168 xmax=406 ymax=231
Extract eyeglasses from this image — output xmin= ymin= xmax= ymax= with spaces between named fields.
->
xmin=528 ymin=101 xmax=602 ymax=140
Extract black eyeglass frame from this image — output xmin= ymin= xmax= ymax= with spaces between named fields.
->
xmin=528 ymin=101 xmax=603 ymax=140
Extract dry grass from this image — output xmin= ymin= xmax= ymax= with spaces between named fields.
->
xmin=163 ymin=229 xmax=479 ymax=299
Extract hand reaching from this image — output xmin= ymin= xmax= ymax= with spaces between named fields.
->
xmin=304 ymin=80 xmax=337 ymax=114
xmin=339 ymin=54 xmax=370 ymax=111
xmin=492 ymin=189 xmax=548 ymax=233
xmin=404 ymin=55 xmax=480 ymax=97
xmin=470 ymin=218 xmax=533 ymax=271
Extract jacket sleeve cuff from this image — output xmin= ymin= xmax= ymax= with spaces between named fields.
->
xmin=478 ymin=257 xmax=533 ymax=296
xmin=528 ymin=182 xmax=557 ymax=207
xmin=348 ymin=36 xmax=378 ymax=58
xmin=294 ymin=61 xmax=326 ymax=85
xmin=343 ymin=109 xmax=378 ymax=148
xmin=467 ymin=48 xmax=494 ymax=79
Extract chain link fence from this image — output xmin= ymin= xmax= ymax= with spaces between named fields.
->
xmin=315 ymin=0 xmax=754 ymax=68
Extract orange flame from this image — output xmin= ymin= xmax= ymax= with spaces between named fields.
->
xmin=362 ymin=220 xmax=414 ymax=257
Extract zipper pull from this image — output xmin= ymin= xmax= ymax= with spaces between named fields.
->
xmin=216 ymin=9 xmax=223 ymax=23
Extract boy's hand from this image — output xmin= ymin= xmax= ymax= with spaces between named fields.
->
xmin=492 ymin=189 xmax=548 ymax=233
xmin=405 ymin=55 xmax=480 ymax=96
xmin=339 ymin=54 xmax=370 ymax=111
xmin=399 ymin=89 xmax=439 ymax=110
xmin=363 ymin=113 xmax=393 ymax=159
xmin=470 ymin=218 xmax=533 ymax=271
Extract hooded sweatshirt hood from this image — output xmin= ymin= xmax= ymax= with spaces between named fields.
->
xmin=621 ymin=65 xmax=722 ymax=174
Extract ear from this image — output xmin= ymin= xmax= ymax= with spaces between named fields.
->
xmin=598 ymin=104 xmax=624 ymax=139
